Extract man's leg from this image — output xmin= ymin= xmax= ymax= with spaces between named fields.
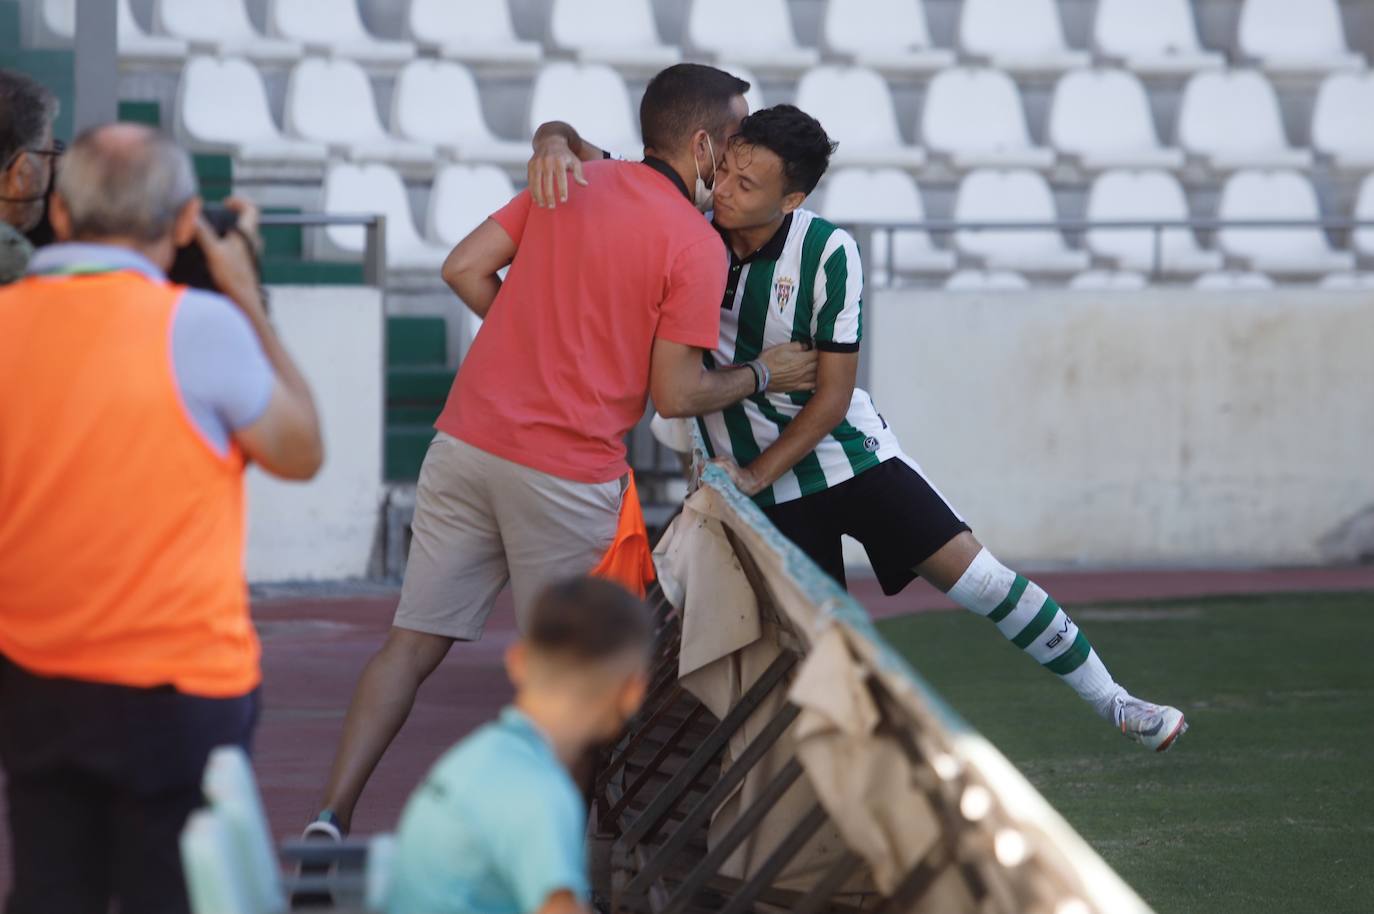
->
xmin=4 ymin=772 xmax=111 ymax=914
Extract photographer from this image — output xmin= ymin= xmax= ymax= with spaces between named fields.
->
xmin=0 ymin=68 xmax=60 ymax=283
xmin=0 ymin=123 xmax=323 ymax=914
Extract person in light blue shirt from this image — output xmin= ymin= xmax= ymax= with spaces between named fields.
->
xmin=386 ymin=577 xmax=653 ymax=914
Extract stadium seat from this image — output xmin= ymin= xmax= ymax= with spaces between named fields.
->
xmin=1318 ymin=273 xmax=1374 ymax=290
xmin=921 ymin=68 xmax=1054 ymax=170
xmin=1353 ymin=175 xmax=1374 ymax=258
xmin=176 ymin=56 xmax=327 ymax=162
xmin=1069 ymin=270 xmax=1148 ymax=290
xmin=180 ymin=811 xmax=258 ymax=914
xmin=154 ymin=0 xmax=301 ymax=62
xmin=39 ymin=0 xmax=190 ymax=61
xmin=1085 ymin=170 xmax=1222 ymax=275
xmin=821 ymin=0 xmax=955 ymax=75
xmin=1091 ymin=0 xmax=1224 ymax=76
xmin=684 ymin=0 xmax=820 ymax=74
xmin=1311 ymin=73 xmax=1374 ymax=170
xmin=268 ymin=0 xmax=416 ymax=64
xmin=794 ymin=67 xmax=925 ymax=170
xmin=321 ymin=163 xmax=450 ymax=271
xmin=1193 ymin=270 xmax=1276 ymax=290
xmin=1176 ymin=70 xmax=1314 ymax=171
xmin=549 ymin=0 xmax=679 ymax=71
xmin=198 ymin=747 xmax=285 ymax=914
xmin=952 ymin=169 xmax=1090 ymax=274
xmin=391 ymin=61 xmax=529 ymax=166
xmin=427 ymin=164 xmax=517 ymax=247
xmin=1048 ymin=69 xmax=1184 ymax=171
xmin=722 ymin=64 xmax=766 ymax=114
xmin=1237 ymin=0 xmax=1366 ymax=77
xmin=1217 ymin=170 xmax=1355 ymax=275
xmin=285 ymin=58 xmax=433 ymax=165
xmin=818 ymin=168 xmax=955 ymax=274
xmin=405 ymin=0 xmax=542 ymax=66
xmin=528 ymin=63 xmax=640 ymax=157
xmin=957 ymin=0 xmax=1090 ymax=75
xmin=943 ymin=269 xmax=1030 ymax=291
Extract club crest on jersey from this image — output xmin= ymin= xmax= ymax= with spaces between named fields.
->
xmin=863 ymin=436 xmax=880 ymax=452
xmin=774 ymin=276 xmax=794 ymax=312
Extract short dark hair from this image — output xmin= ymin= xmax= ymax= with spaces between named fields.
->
xmin=526 ymin=576 xmax=652 ymax=663
xmin=640 ymin=63 xmax=749 ymax=152
xmin=0 ymin=69 xmax=57 ymax=168
xmin=730 ymin=105 xmax=837 ymax=196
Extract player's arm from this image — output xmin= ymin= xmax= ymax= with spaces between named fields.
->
xmin=651 ymin=339 xmax=819 ymax=419
xmin=442 ymin=217 xmax=517 ymax=319
xmin=529 ymin=121 xmax=606 ymax=207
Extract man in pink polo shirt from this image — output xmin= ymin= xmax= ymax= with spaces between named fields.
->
xmin=308 ymin=64 xmax=816 ymax=839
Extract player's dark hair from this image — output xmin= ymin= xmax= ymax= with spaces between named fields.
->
xmin=640 ymin=63 xmax=750 ymax=152
xmin=730 ymin=104 xmax=838 ymax=196
xmin=526 ymin=576 xmax=652 ymax=663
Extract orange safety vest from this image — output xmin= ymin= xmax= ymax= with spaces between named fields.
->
xmin=589 ymin=472 xmax=657 ymax=598
xmin=0 ymin=270 xmax=260 ymax=698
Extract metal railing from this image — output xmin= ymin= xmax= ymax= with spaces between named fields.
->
xmin=257 ymin=213 xmax=387 ymax=286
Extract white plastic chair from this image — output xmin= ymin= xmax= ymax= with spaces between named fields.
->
xmin=154 ymin=0 xmax=300 ymax=61
xmin=1311 ymin=73 xmax=1374 ymax=170
xmin=528 ymin=63 xmax=640 ymax=157
xmin=427 ymin=164 xmax=518 ymax=247
xmin=391 ymin=61 xmax=528 ymax=165
xmin=549 ymin=0 xmax=679 ymax=71
xmin=1237 ymin=0 xmax=1365 ymax=77
xmin=285 ymin=58 xmax=434 ymax=164
xmin=176 ymin=56 xmax=327 ymax=162
xmin=921 ymin=68 xmax=1054 ymax=170
xmin=181 ymin=810 xmax=259 ymax=914
xmin=269 ymin=0 xmax=416 ymax=64
xmin=1217 ymin=170 xmax=1355 ymax=275
xmin=822 ymin=0 xmax=955 ymax=75
xmin=685 ymin=0 xmax=819 ymax=74
xmin=1176 ymin=70 xmax=1314 ymax=171
xmin=818 ymin=168 xmax=955 ymax=274
xmin=721 ymin=64 xmax=766 ymax=114
xmin=405 ymin=0 xmax=541 ymax=66
xmin=40 ymin=0 xmax=191 ymax=61
xmin=953 ymin=169 xmax=1090 ymax=274
xmin=1352 ymin=174 xmax=1374 ymax=258
xmin=1048 ymin=69 xmax=1184 ymax=171
xmin=958 ymin=0 xmax=1090 ymax=75
xmin=1092 ymin=0 xmax=1224 ymax=76
xmin=794 ymin=67 xmax=925 ymax=170
xmin=1085 ymin=170 xmax=1222 ymax=274
xmin=321 ymin=163 xmax=450 ymax=271
xmin=1068 ymin=270 xmax=1148 ymax=290
xmin=1193 ymin=271 xmax=1276 ymax=290
xmin=944 ymin=269 xmax=1030 ymax=291
xmin=1318 ymin=273 xmax=1374 ymax=291
xmin=200 ymin=747 xmax=285 ymax=914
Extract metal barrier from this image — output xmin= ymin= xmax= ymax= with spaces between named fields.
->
xmin=257 ymin=213 xmax=388 ymax=288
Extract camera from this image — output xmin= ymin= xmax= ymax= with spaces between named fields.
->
xmin=168 ymin=204 xmax=259 ymax=292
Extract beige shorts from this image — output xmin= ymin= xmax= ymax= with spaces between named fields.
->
xmin=393 ymin=432 xmax=622 ymax=640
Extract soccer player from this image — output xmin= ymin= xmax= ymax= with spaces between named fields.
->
xmin=530 ymin=107 xmax=1188 ymax=752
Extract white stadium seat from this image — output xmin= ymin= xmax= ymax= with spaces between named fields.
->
xmin=818 ymin=168 xmax=956 ymax=274
xmin=1048 ymin=69 xmax=1184 ymax=171
xmin=1217 ymin=170 xmax=1355 ymax=275
xmin=1085 ymin=170 xmax=1222 ymax=275
xmin=1092 ymin=0 xmax=1224 ymax=76
xmin=391 ymin=61 xmax=529 ymax=166
xmin=1353 ymin=175 xmax=1374 ymax=258
xmin=1237 ymin=0 xmax=1366 ymax=77
xmin=1177 ymin=70 xmax=1314 ymax=171
xmin=321 ymin=163 xmax=449 ymax=271
xmin=721 ymin=65 xmax=766 ymax=114
xmin=953 ymin=169 xmax=1090 ymax=274
xmin=1311 ymin=73 xmax=1374 ymax=171
xmin=39 ymin=0 xmax=190 ymax=61
xmin=176 ymin=56 xmax=326 ymax=162
xmin=284 ymin=58 xmax=434 ymax=165
xmin=685 ymin=0 xmax=820 ymax=74
xmin=154 ymin=0 xmax=300 ymax=62
xmin=794 ymin=67 xmax=925 ymax=170
xmin=269 ymin=0 xmax=415 ymax=64
xmin=549 ymin=0 xmax=679 ymax=71
xmin=1318 ymin=273 xmax=1374 ymax=291
xmin=528 ymin=63 xmax=640 ymax=157
xmin=944 ymin=269 xmax=1031 ymax=291
xmin=822 ymin=0 xmax=955 ymax=76
xmin=921 ymin=68 xmax=1054 ymax=170
xmin=405 ymin=0 xmax=542 ymax=67
xmin=1069 ymin=270 xmax=1148 ymax=290
xmin=427 ymin=165 xmax=518 ymax=247
xmin=1193 ymin=271 xmax=1276 ymax=290
xmin=957 ymin=0 xmax=1090 ymax=75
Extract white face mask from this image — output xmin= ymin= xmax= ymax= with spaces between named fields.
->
xmin=692 ymin=134 xmax=717 ymax=213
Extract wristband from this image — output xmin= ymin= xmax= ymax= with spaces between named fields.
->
xmin=746 ymin=358 xmax=769 ymax=395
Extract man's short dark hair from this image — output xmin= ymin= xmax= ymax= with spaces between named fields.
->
xmin=526 ymin=576 xmax=652 ymax=663
xmin=0 ymin=69 xmax=57 ymax=168
xmin=640 ymin=63 xmax=749 ymax=151
xmin=730 ymin=104 xmax=838 ymax=196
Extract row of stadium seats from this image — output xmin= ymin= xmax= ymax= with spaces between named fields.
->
xmin=172 ymin=54 xmax=1374 ymax=176
xmin=39 ymin=0 xmax=1369 ymax=79
xmin=943 ymin=269 xmax=1374 ymax=291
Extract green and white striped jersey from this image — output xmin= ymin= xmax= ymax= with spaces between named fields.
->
xmin=695 ymin=208 xmax=903 ymax=507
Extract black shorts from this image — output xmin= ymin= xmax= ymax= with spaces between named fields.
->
xmin=760 ymin=457 xmax=970 ymax=596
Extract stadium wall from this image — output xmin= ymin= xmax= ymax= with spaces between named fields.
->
xmin=867 ymin=289 xmax=1374 ymax=567
xmin=245 ymin=285 xmax=384 ymax=582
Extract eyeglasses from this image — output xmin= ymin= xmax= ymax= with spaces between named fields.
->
xmin=5 ymin=138 xmax=65 ymax=172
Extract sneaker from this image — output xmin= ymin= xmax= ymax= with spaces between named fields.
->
xmin=1114 ymin=696 xmax=1188 ymax=752
xmin=291 ymin=810 xmax=344 ymax=908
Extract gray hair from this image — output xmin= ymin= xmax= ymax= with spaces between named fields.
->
xmin=0 ymin=68 xmax=58 ymax=166
xmin=55 ymin=124 xmax=197 ymax=243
